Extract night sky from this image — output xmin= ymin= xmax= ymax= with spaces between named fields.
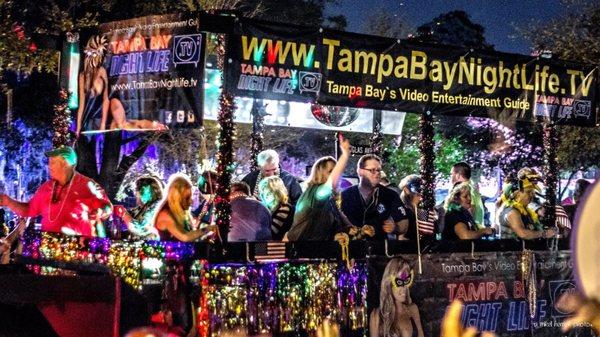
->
xmin=326 ymin=0 xmax=567 ymax=55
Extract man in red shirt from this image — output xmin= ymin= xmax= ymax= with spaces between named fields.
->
xmin=0 ymin=146 xmax=112 ymax=237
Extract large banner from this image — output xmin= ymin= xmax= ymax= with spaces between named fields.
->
xmin=368 ymin=251 xmax=593 ymax=337
xmin=226 ymin=18 xmax=598 ymax=126
xmin=78 ymin=14 xmax=203 ymax=134
xmin=204 ymin=68 xmax=406 ymax=135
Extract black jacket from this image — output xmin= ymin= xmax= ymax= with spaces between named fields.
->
xmin=242 ymin=168 xmax=303 ymax=206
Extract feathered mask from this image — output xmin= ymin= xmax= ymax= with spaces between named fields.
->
xmin=84 ymin=35 xmax=108 ymax=68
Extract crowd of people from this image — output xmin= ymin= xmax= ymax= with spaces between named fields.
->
xmin=0 ymin=141 xmax=596 ymax=337
xmin=0 ymin=137 xmax=589 ymax=245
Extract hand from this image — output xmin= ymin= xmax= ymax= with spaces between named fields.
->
xmin=361 ymin=225 xmax=375 ymax=237
xmin=556 ymin=292 xmax=600 ymax=332
xmin=383 ymin=219 xmax=395 ymax=233
xmin=348 ymin=226 xmax=359 ymax=236
xmin=483 ymin=227 xmax=494 ymax=236
xmin=544 ymin=228 xmax=558 ymax=238
xmin=339 ymin=135 xmax=351 ymax=155
xmin=334 ymin=232 xmax=350 ymax=245
xmin=204 ymin=224 xmax=218 ymax=233
xmin=152 ymin=121 xmax=169 ymax=131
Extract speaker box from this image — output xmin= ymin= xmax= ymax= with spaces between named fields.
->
xmin=0 ymin=265 xmax=148 ymax=337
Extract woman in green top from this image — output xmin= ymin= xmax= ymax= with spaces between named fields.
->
xmin=285 ymin=135 xmax=351 ymax=241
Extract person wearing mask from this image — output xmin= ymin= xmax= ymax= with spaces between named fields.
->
xmin=228 ymin=181 xmax=272 ymax=242
xmin=341 ymin=154 xmax=407 ymax=241
xmin=76 ymin=34 xmax=165 ymax=134
xmin=369 ymin=257 xmax=425 ymax=337
xmin=242 ymin=149 xmax=302 ymax=206
xmin=442 ymin=183 xmax=494 ymax=241
xmin=258 ymin=176 xmax=294 ymax=240
xmin=285 ymin=135 xmax=351 ymax=241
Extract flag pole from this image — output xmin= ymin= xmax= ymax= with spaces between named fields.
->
xmin=415 ymin=206 xmax=422 ymax=274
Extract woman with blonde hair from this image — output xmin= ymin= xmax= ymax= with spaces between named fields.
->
xmin=76 ymin=34 xmax=166 ymax=134
xmin=76 ymin=35 xmax=110 ymax=134
xmin=154 ymin=173 xmax=211 ymax=242
xmin=370 ymin=257 xmax=424 ymax=337
xmin=258 ymin=176 xmax=294 ymax=240
xmin=442 ymin=182 xmax=494 ymax=241
xmin=285 ymin=135 xmax=351 ymax=241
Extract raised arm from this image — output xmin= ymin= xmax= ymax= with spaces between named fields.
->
xmin=325 ymin=136 xmax=350 ymax=190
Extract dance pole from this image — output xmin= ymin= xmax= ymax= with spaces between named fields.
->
xmin=81 ymin=128 xmax=157 ymax=135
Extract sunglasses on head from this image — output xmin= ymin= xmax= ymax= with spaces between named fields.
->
xmin=391 ymin=269 xmax=414 ymax=288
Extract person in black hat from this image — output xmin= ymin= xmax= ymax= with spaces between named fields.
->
xmin=0 ymin=146 xmax=112 ymax=237
xmin=397 ymin=175 xmax=437 ymax=241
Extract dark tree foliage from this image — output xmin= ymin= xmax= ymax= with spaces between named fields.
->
xmin=523 ymin=1 xmax=600 ymax=174
xmin=0 ymin=0 xmax=347 ymax=200
xmin=414 ymin=10 xmax=494 ymax=50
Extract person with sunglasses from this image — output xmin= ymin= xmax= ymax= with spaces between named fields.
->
xmin=370 ymin=257 xmax=424 ymax=337
xmin=341 ymin=154 xmax=408 ymax=241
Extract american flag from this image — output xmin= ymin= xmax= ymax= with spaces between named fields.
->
xmin=555 ymin=205 xmax=571 ymax=229
xmin=416 ymin=208 xmax=436 ymax=236
xmin=254 ymin=242 xmax=286 ymax=261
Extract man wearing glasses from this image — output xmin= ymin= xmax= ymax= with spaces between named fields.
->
xmin=340 ymin=154 xmax=408 ymax=240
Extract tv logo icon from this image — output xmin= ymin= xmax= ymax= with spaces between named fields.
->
xmin=573 ymin=100 xmax=591 ymax=119
xmin=173 ymin=34 xmax=202 ymax=67
xmin=299 ymin=71 xmax=322 ymax=93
